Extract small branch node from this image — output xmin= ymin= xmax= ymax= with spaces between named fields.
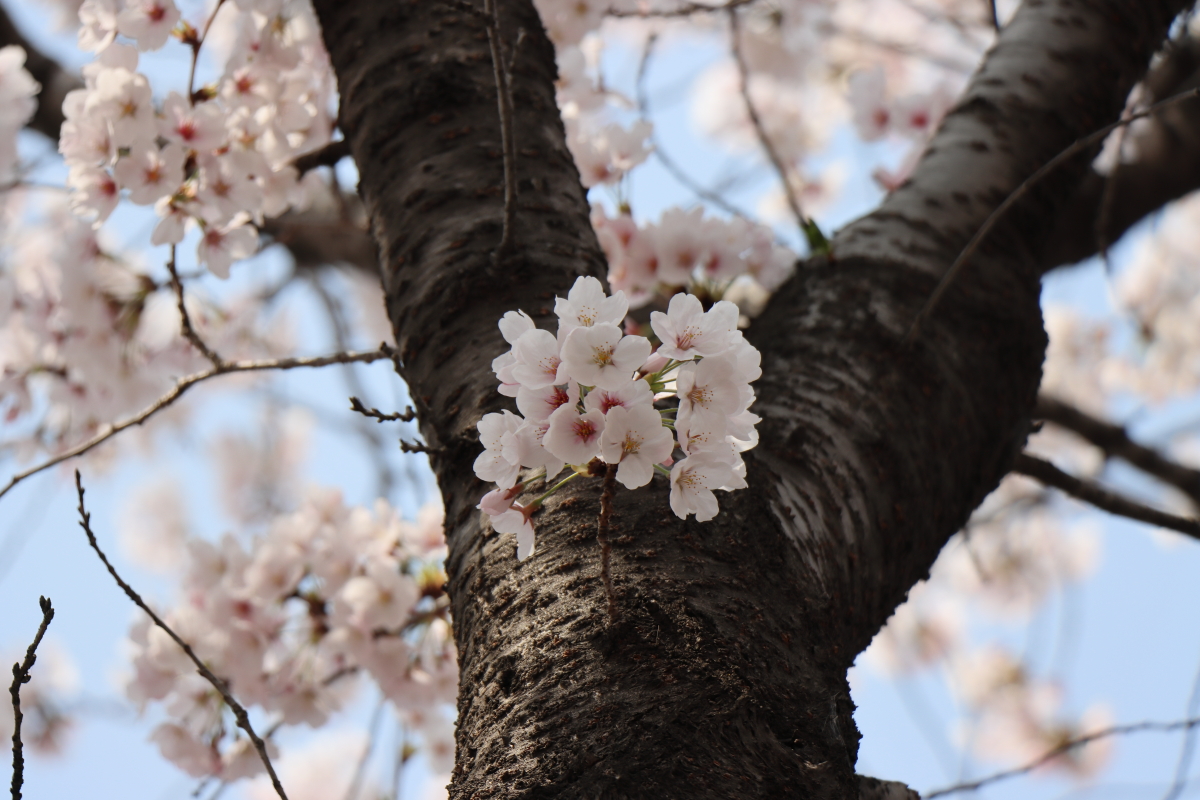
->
xmin=349 ymin=396 xmax=416 ymax=423
xmin=9 ymin=596 xmax=53 ymax=800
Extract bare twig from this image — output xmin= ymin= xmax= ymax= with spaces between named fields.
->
xmin=727 ymin=7 xmax=827 ymax=253
xmin=0 ymin=348 xmax=392 ymax=504
xmin=167 ymin=246 xmax=224 ymax=368
xmin=904 ymin=86 xmax=1200 ymax=344
xmin=342 ymin=697 xmax=386 ymax=800
xmin=634 ymin=33 xmax=763 ymax=226
xmin=483 ymin=0 xmax=518 ymax=259
xmin=1162 ymin=657 xmax=1200 ymax=800
xmin=9 ymin=596 xmax=53 ymax=800
xmin=399 ymin=439 xmax=434 ymax=455
xmin=185 ymin=0 xmax=229 ymax=104
xmin=607 ymin=0 xmax=757 ymax=18
xmin=74 ymin=473 xmax=288 ymax=800
xmin=292 ymin=139 xmax=351 ymax=176
xmin=1035 ymin=395 xmax=1200 ymax=508
xmin=987 ymin=0 xmax=1000 ymax=30
xmin=925 ymin=716 xmax=1200 ymax=798
xmin=1012 ymin=453 xmax=1200 ymax=541
xmin=1096 ymin=121 xmax=1131 ymax=266
xmin=597 ymin=462 xmax=619 ymax=623
xmin=349 ymin=396 xmax=416 ymax=423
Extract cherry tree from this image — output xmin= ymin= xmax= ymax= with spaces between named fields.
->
xmin=4 ymin=0 xmax=1200 ymax=798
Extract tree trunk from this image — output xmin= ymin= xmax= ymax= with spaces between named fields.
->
xmin=311 ymin=1 xmax=1188 ymax=797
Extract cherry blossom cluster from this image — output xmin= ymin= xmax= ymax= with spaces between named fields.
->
xmin=61 ymin=0 xmax=334 ymax=276
xmin=124 ymin=489 xmax=455 ymax=781
xmin=592 ymin=204 xmax=795 ymax=306
xmin=0 ymin=45 xmax=39 ymax=181
xmin=475 ymin=276 xmax=760 ymax=560
xmin=0 ymin=193 xmax=285 ymax=456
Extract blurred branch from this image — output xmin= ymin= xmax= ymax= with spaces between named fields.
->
xmin=607 ymin=0 xmax=757 ymax=18
xmin=9 ymin=596 xmax=53 ymax=800
xmin=727 ymin=6 xmax=827 ymax=252
xmin=74 ymin=472 xmax=289 ymax=800
xmin=1035 ymin=394 xmax=1200 ymax=508
xmin=1040 ymin=31 xmax=1200 ymax=269
xmin=925 ymin=715 xmax=1200 ymax=798
xmin=167 ymin=246 xmax=224 ymax=368
xmin=349 ymin=396 xmax=415 ymax=423
xmin=906 ymin=86 xmax=1200 ymax=343
xmin=1012 ymin=452 xmax=1200 ymax=541
xmin=292 ymin=139 xmax=351 ymax=175
xmin=0 ymin=347 xmax=395 ymax=504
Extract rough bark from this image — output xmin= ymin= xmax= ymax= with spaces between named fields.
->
xmin=309 ymin=1 xmax=1188 ymax=799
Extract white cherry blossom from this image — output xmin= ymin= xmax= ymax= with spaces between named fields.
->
xmin=650 ymin=294 xmax=740 ymax=361
xmin=559 ymin=323 xmax=650 ymax=390
xmin=600 ymin=404 xmax=674 ymax=490
xmin=554 ymin=275 xmax=628 ymax=334
xmin=582 ymin=377 xmax=653 ymax=415
xmin=510 ymin=328 xmax=567 ymax=389
xmin=544 ymin=404 xmax=605 ymax=466
xmin=473 ymin=410 xmax=524 ymax=489
xmin=669 ymin=454 xmax=735 ymax=522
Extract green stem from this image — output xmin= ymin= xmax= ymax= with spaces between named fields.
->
xmin=535 ymin=471 xmax=581 ymax=504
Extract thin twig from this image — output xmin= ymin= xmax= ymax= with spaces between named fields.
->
xmin=74 ymin=472 xmax=289 ymax=800
xmin=635 ymin=33 xmax=763 ymax=226
xmin=349 ymin=396 xmax=416 ymax=423
xmin=1162 ymin=656 xmax=1200 ymax=800
xmin=483 ymin=0 xmax=518 ymax=259
xmin=399 ymin=439 xmax=434 ymax=455
xmin=0 ymin=348 xmax=392 ymax=504
xmin=1035 ymin=394 xmax=1200 ymax=508
xmin=597 ymin=463 xmax=619 ymax=624
xmin=607 ymin=0 xmax=757 ymax=18
xmin=727 ymin=6 xmax=826 ymax=253
xmin=9 ymin=596 xmax=53 ymax=800
xmin=166 ymin=246 xmax=224 ymax=368
xmin=1095 ymin=121 xmax=1131 ymax=267
xmin=987 ymin=0 xmax=1000 ymax=30
xmin=925 ymin=716 xmax=1200 ymax=797
xmin=342 ymin=696 xmax=386 ymax=800
xmin=1012 ymin=453 xmax=1200 ymax=541
xmin=185 ymin=0 xmax=229 ymax=104
xmin=904 ymin=86 xmax=1200 ymax=345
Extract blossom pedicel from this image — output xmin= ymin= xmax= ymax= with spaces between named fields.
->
xmin=474 ymin=276 xmax=762 ymax=560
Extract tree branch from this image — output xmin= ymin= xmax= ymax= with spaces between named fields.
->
xmin=9 ymin=596 xmax=53 ymax=800
xmin=0 ymin=348 xmax=393 ymax=504
xmin=925 ymin=716 xmax=1200 ymax=798
xmin=74 ymin=472 xmax=288 ymax=800
xmin=1012 ymin=452 xmax=1200 ymax=541
xmin=1038 ymin=31 xmax=1200 ymax=269
xmin=1035 ymin=394 xmax=1200 ymax=508
xmin=904 ymin=85 xmax=1200 ymax=343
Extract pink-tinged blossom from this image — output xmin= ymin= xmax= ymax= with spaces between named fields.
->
xmin=152 ymin=197 xmax=190 ymax=245
xmin=847 ymin=65 xmax=890 ymax=141
xmin=88 ymin=67 xmax=156 ymax=146
xmin=653 ymin=207 xmax=709 ymax=286
xmin=492 ymin=350 xmax=520 ymax=397
xmin=582 ymin=377 xmax=653 ymax=415
xmin=491 ymin=503 xmax=537 ymax=561
xmin=117 ymin=0 xmax=180 ymax=50
xmin=473 ymin=410 xmax=524 ymax=488
xmin=675 ymin=354 xmax=742 ymax=421
xmin=68 ymin=165 xmax=119 ymax=226
xmin=554 ymin=275 xmax=628 ymax=334
xmin=114 ymin=143 xmax=185 ymax=205
xmin=197 ymin=218 xmax=258 ymax=279
xmin=517 ymin=380 xmax=578 ymax=422
xmin=498 ymin=309 xmax=535 ymax=344
xmin=650 ymin=293 xmax=740 ymax=361
xmin=513 ymin=420 xmax=564 ymax=480
xmin=477 ymin=486 xmax=519 ymax=517
xmin=510 ymin=328 xmax=567 ymax=389
xmin=600 ymin=404 xmax=674 ymax=490
xmin=337 ymin=561 xmax=419 ymax=632
xmin=197 ymin=151 xmax=265 ymax=224
xmin=544 ymin=404 xmax=605 ymax=466
xmin=77 ymin=0 xmax=119 ymax=52
xmin=159 ymin=92 xmax=226 ymax=151
xmin=669 ymin=454 xmax=734 ymax=521
xmin=560 ymin=323 xmax=651 ymax=391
